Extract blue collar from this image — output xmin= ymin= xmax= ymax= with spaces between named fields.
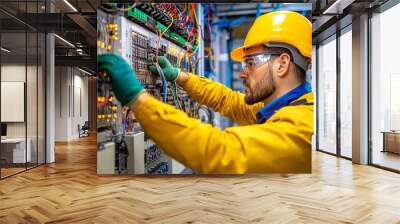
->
xmin=256 ymin=82 xmax=311 ymax=124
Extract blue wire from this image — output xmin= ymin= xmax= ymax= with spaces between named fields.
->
xmin=183 ymin=51 xmax=187 ymax=69
xmin=256 ymin=3 xmax=261 ymax=17
xmin=203 ymin=3 xmax=209 ymax=18
xmin=156 ymin=64 xmax=167 ymax=102
xmin=213 ymin=16 xmax=246 ymax=29
xmin=274 ymin=3 xmax=281 ymax=11
xmin=125 ymin=109 xmax=130 ymax=131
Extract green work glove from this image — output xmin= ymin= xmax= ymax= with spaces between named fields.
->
xmin=98 ymin=53 xmax=144 ymax=106
xmin=149 ymin=56 xmax=180 ymax=82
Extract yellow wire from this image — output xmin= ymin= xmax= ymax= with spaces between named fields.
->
xmin=156 ymin=12 xmax=174 ymax=65
xmin=161 ymin=13 xmax=174 ymax=37
xmin=178 ymin=49 xmax=184 ymax=67
xmin=175 ymin=4 xmax=199 ymax=70
xmin=181 ymin=3 xmax=187 ymax=18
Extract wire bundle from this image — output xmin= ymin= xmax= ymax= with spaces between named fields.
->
xmin=154 ymin=63 xmax=168 ymax=103
xmin=170 ymin=83 xmax=182 ymax=110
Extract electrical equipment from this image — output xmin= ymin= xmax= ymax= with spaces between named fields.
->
xmin=97 ymin=4 xmax=206 ymax=175
xmin=198 ymin=106 xmax=213 ymax=124
xmin=97 ymin=10 xmax=126 ymax=174
xmin=126 ymin=3 xmax=198 ymax=51
xmin=144 ymin=138 xmax=172 ymax=174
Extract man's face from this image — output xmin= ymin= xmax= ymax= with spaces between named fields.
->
xmin=240 ymin=45 xmax=276 ymax=105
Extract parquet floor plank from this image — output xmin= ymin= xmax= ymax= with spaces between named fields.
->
xmin=0 ymin=135 xmax=399 ymax=223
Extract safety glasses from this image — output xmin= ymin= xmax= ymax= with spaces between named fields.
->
xmin=241 ymin=53 xmax=276 ymax=73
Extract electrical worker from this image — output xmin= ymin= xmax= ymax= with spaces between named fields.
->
xmin=98 ymin=11 xmax=313 ymax=173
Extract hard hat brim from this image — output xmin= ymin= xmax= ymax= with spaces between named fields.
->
xmin=230 ymin=42 xmax=259 ymax=62
xmin=230 ymin=47 xmax=245 ymax=62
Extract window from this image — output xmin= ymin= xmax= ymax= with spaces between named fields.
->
xmin=339 ymin=26 xmax=352 ymax=158
xmin=370 ymin=3 xmax=400 ymax=171
xmin=317 ymin=35 xmax=337 ymax=154
xmin=0 ymin=1 xmax=46 ymax=179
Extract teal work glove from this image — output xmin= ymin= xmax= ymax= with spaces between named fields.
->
xmin=149 ymin=56 xmax=180 ymax=82
xmin=98 ymin=53 xmax=144 ymax=106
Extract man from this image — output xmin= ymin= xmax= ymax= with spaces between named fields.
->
xmin=98 ymin=11 xmax=313 ymax=173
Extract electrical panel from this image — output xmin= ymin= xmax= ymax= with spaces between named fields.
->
xmin=97 ymin=4 xmax=210 ymax=175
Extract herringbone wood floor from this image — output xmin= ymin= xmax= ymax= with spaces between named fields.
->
xmin=1 ymin=135 xmax=400 ymax=224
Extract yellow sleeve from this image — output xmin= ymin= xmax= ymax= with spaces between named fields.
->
xmin=181 ymin=73 xmax=263 ymax=125
xmin=135 ymin=96 xmax=313 ymax=174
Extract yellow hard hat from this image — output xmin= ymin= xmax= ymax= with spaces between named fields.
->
xmin=230 ymin=11 xmax=311 ymax=62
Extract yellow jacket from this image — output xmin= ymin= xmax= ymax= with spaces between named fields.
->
xmin=134 ymin=74 xmax=314 ymax=173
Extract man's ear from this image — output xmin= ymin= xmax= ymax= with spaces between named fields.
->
xmin=275 ymin=53 xmax=291 ymax=78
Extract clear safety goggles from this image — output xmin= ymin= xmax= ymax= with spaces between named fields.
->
xmin=241 ymin=53 xmax=276 ymax=73
xmin=241 ymin=43 xmax=310 ymax=73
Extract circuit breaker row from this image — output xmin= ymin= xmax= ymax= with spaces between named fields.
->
xmin=144 ymin=138 xmax=170 ymax=174
xmin=147 ymin=162 xmax=169 ymax=174
xmin=145 ymin=142 xmax=162 ymax=164
xmin=130 ymin=29 xmax=196 ymax=174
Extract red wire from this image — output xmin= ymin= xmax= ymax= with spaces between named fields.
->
xmin=188 ymin=4 xmax=193 ymax=23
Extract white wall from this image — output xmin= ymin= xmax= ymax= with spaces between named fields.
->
xmin=55 ymin=67 xmax=89 ymax=141
xmin=55 ymin=67 xmax=69 ymax=141
xmin=72 ymin=73 xmax=89 ymax=138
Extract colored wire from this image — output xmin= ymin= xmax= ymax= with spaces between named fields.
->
xmin=178 ymin=31 xmax=195 ymax=70
xmin=187 ymin=4 xmax=200 ymax=72
xmin=161 ymin=13 xmax=174 ymax=37
xmin=155 ymin=12 xmax=173 ymax=65
xmin=170 ymin=83 xmax=181 ymax=109
xmin=179 ymin=3 xmax=187 ymax=25
xmin=206 ymin=7 xmax=216 ymax=72
xmin=173 ymin=83 xmax=182 ymax=109
xmin=192 ymin=3 xmax=201 ymax=43
xmin=176 ymin=4 xmax=197 ymax=70
xmin=124 ymin=109 xmax=130 ymax=132
xmin=155 ymin=64 xmax=167 ymax=102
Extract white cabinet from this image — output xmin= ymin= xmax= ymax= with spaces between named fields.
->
xmin=1 ymin=138 xmax=31 ymax=163
xmin=125 ymin=132 xmax=145 ymax=174
xmin=97 ymin=142 xmax=115 ymax=174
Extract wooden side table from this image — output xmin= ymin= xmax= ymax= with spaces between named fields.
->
xmin=381 ymin=131 xmax=400 ymax=154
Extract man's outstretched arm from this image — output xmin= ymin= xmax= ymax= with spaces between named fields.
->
xmin=177 ymin=71 xmax=263 ymax=125
xmin=150 ymin=56 xmax=263 ymax=125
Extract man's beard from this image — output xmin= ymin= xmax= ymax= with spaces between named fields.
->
xmin=244 ymin=65 xmax=276 ymax=105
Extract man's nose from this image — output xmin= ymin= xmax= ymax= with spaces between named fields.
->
xmin=239 ymin=71 xmax=248 ymax=79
